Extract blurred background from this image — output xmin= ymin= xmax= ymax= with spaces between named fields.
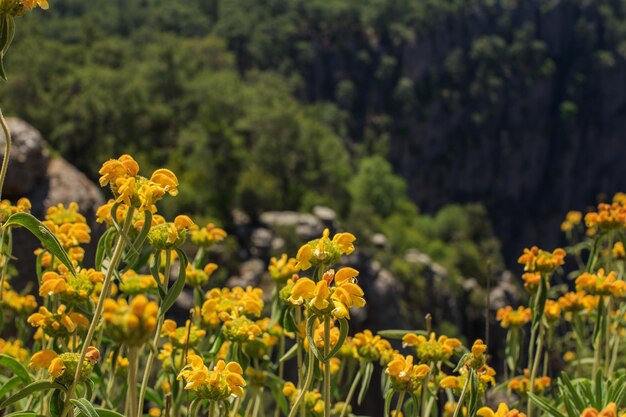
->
xmin=2 ymin=0 xmax=625 ymax=366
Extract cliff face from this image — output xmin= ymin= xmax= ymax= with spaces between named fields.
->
xmin=296 ymin=0 xmax=626 ymax=263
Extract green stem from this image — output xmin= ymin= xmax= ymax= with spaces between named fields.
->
xmin=593 ymin=298 xmax=605 ymax=378
xmin=339 ymin=366 xmax=362 ymax=417
xmin=128 ymin=346 xmax=139 ymax=417
xmin=527 ymin=326 xmax=544 ymax=417
xmin=274 ymin=333 xmax=286 ymax=417
xmin=604 ymin=298 xmax=612 ymax=378
xmin=323 ymin=316 xmax=331 ymax=417
xmin=395 ymin=392 xmax=406 ymax=417
xmin=288 ymin=351 xmax=316 ymax=417
xmin=61 ymin=206 xmax=135 ymax=417
xmin=137 ymin=250 xmax=172 ymax=417
xmin=420 ymin=364 xmax=432 ymax=417
xmin=0 ymin=109 xmax=11 ymax=200
xmin=0 ymin=228 xmax=11 ymax=302
xmin=452 ymin=373 xmax=470 ymax=417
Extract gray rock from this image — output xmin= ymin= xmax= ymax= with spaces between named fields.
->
xmin=404 ymin=249 xmax=433 ymax=266
xmin=370 ymin=233 xmax=388 ymax=249
xmin=0 ymin=118 xmax=50 ymax=197
xmin=312 ymin=205 xmax=336 ymax=226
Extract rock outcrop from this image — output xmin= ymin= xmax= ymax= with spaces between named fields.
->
xmin=0 ymin=118 xmax=104 ymax=285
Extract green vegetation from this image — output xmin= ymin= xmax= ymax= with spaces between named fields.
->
xmin=3 ymin=0 xmax=565 ymax=290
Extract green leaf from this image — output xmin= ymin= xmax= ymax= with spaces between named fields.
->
xmin=278 ymin=342 xmax=298 ymax=363
xmin=144 ymin=387 xmax=163 ymax=408
xmin=377 ymin=329 xmax=427 ymax=339
xmin=71 ymin=398 xmax=99 ymax=417
xmin=358 ymin=362 xmax=374 ymax=406
xmin=528 ymin=392 xmax=567 ymax=417
xmin=95 ymin=228 xmax=115 ymax=271
xmin=93 ymin=408 xmax=126 ymax=417
xmin=559 ymin=373 xmax=584 ymax=411
xmin=322 ymin=318 xmax=348 ymax=361
xmin=383 ymin=389 xmax=394 ymax=417
xmin=4 ymin=412 xmax=47 ymax=417
xmin=49 ymin=388 xmax=64 ymax=417
xmin=305 ymin=314 xmax=323 ymax=362
xmin=0 ymin=355 xmax=32 ymax=383
xmin=160 ymin=248 xmax=188 ymax=315
xmin=2 ymin=213 xmax=76 ymax=276
xmin=150 ymin=249 xmax=166 ymax=300
xmin=0 ymin=376 xmax=22 ymax=399
xmin=0 ymin=381 xmax=66 ymax=409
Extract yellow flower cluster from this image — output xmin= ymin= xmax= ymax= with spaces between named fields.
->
xmin=353 ymin=330 xmax=395 ymax=364
xmin=102 ymin=295 xmax=158 ymax=346
xmin=1 ymin=287 xmax=36 ymax=315
xmin=243 ymin=318 xmax=281 ymax=359
xmin=268 ymin=254 xmax=298 ymax=284
xmin=286 ymin=267 xmax=365 ymax=320
xmin=147 ymin=215 xmax=194 ymax=250
xmin=200 ymin=287 xmax=263 ymax=328
xmin=585 ymin=199 xmax=626 ymax=234
xmin=30 ymin=347 xmax=99 ymax=385
xmin=561 ymin=210 xmax=582 ymax=232
xmin=43 ymin=203 xmax=91 ymax=254
xmin=544 ymin=300 xmax=561 ymax=322
xmin=576 ymin=269 xmax=626 ymax=297
xmin=185 ymin=263 xmax=218 ymax=288
xmin=0 ymin=197 xmax=30 ymax=223
xmin=518 ymin=246 xmax=566 ymax=274
xmin=283 ymin=382 xmax=325 ymax=417
xmin=385 ymin=353 xmax=430 ymax=392
xmin=161 ymin=319 xmax=206 ymax=348
xmin=507 ymin=369 xmax=551 ymax=395
xmin=496 ymin=306 xmax=532 ymax=328
xmin=177 ymin=354 xmax=246 ymax=400
xmin=558 ymin=291 xmax=599 ymax=313
xmin=477 ymin=403 xmax=526 ymax=417
xmin=119 ymin=269 xmax=158 ymax=295
xmin=190 ymin=222 xmax=227 ymax=247
xmin=39 ymin=267 xmax=104 ymax=301
xmin=295 ymin=228 xmax=356 ymax=270
xmin=27 ymin=305 xmax=88 ymax=337
xmin=402 ymin=332 xmax=462 ymax=363
xmin=580 ymin=403 xmax=620 ymax=417
xmin=98 ymin=154 xmax=178 ymax=212
xmin=223 ymin=315 xmax=263 ymax=343
xmin=0 ymin=337 xmax=29 ymax=362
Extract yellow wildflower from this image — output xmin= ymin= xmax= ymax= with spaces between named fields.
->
xmin=30 ymin=347 xmax=99 ymax=385
xmin=177 ymin=354 xmax=246 ymax=400
xmin=477 ymin=403 xmax=526 ymax=417
xmin=576 ymin=269 xmax=626 ymax=297
xmin=190 ymin=223 xmax=227 ymax=247
xmin=268 ymin=254 xmax=298 ymax=284
xmin=402 ymin=332 xmax=462 ymax=363
xmin=102 ymin=295 xmax=158 ymax=346
xmin=496 ymin=306 xmax=531 ymax=328
xmin=295 ymin=228 xmax=356 ymax=270
xmin=161 ymin=319 xmax=206 ymax=348
xmin=27 ymin=305 xmax=88 ymax=337
xmin=518 ymin=246 xmax=565 ymax=274
xmin=385 ymin=354 xmax=430 ymax=392
xmin=353 ymin=330 xmax=394 ymax=363
xmin=561 ymin=211 xmax=582 ymax=232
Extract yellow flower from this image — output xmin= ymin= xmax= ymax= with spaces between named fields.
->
xmin=385 ymin=354 xmax=430 ymax=392
xmin=27 ymin=305 xmax=88 ymax=337
xmin=1 ymin=288 xmax=37 ymax=315
xmin=544 ymin=300 xmax=561 ymax=322
xmin=580 ymin=403 xmax=618 ymax=417
xmin=518 ymin=246 xmax=565 ymax=274
xmin=30 ymin=347 xmax=100 ymax=384
xmin=200 ymin=286 xmax=263 ymax=328
xmin=148 ymin=215 xmax=195 ymax=250
xmin=190 ymin=223 xmax=227 ymax=247
xmin=102 ymin=295 xmax=158 ymax=346
xmin=508 ymin=369 xmax=551 ymax=395
xmin=522 ymin=272 xmax=542 ymax=293
xmin=185 ymin=263 xmax=218 ymax=288
xmin=161 ymin=319 xmax=206 ymax=348
xmin=99 ymin=155 xmax=179 ymax=211
xmin=21 ymin=0 xmax=49 ymax=10
xmin=439 ymin=376 xmax=460 ymax=389
xmin=269 ymin=254 xmax=298 ymax=284
xmin=561 ymin=211 xmax=582 ymax=232
xmin=223 ymin=315 xmax=263 ymax=343
xmin=585 ymin=201 xmax=626 ymax=234
xmin=402 ymin=332 xmax=462 ymax=362
xmin=295 ymin=229 xmax=356 ymax=270
xmin=576 ymin=269 xmax=626 ymax=297
xmin=477 ymin=403 xmax=526 ymax=417
xmin=353 ymin=330 xmax=394 ymax=363
xmin=39 ymin=268 xmax=104 ymax=300
xmin=0 ymin=338 xmax=29 ymax=362
xmin=177 ymin=354 xmax=246 ymax=400
xmin=496 ymin=306 xmax=531 ymax=328
xmin=119 ymin=269 xmax=158 ymax=295
xmin=613 ymin=242 xmax=626 ymax=259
